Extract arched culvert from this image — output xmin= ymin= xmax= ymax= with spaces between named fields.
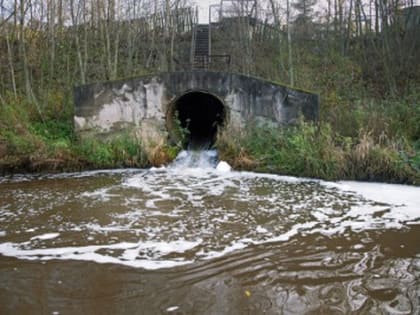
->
xmin=167 ymin=91 xmax=226 ymax=149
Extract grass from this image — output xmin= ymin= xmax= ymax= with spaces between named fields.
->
xmin=0 ymin=46 xmax=419 ymax=183
xmin=0 ymin=94 xmax=150 ymax=173
xmin=2 ymin=89 xmax=418 ymax=185
xmin=217 ymin=121 xmax=419 ymax=185
xmin=75 ymin=135 xmax=148 ymax=169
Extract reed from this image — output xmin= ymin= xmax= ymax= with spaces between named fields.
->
xmin=216 ymin=121 xmax=419 ymax=185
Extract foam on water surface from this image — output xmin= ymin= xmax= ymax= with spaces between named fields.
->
xmin=0 ymin=158 xmax=419 ymax=270
xmin=337 ymin=181 xmax=420 ymax=221
xmin=30 ymin=233 xmax=60 ymax=241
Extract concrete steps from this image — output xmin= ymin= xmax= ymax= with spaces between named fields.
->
xmin=193 ymin=24 xmax=209 ymax=69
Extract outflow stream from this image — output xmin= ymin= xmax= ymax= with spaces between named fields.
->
xmin=0 ymin=152 xmax=419 ymax=314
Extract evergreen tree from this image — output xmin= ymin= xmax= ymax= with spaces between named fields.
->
xmin=292 ymin=0 xmax=317 ymax=38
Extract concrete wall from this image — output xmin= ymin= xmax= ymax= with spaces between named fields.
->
xmin=74 ymin=71 xmax=319 ymax=147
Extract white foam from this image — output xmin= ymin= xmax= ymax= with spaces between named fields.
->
xmin=262 ymin=222 xmax=320 ymax=244
xmin=81 ymin=187 xmax=118 ymax=200
xmin=30 ymin=233 xmax=60 ymax=241
xmin=171 ymin=150 xmax=218 ymax=169
xmin=0 ymin=239 xmax=202 ymax=270
xmin=201 ymin=241 xmax=249 ymax=259
xmin=2 ymin=166 xmax=420 ymax=271
xmin=336 ymin=181 xmax=420 ymax=222
xmin=216 ymin=161 xmax=232 ymax=172
xmin=166 ymin=306 xmax=179 ymax=312
xmin=256 ymin=226 xmax=268 ymax=234
xmin=0 ymin=169 xmax=140 ymax=183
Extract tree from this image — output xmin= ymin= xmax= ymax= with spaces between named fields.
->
xmin=292 ymin=0 xmax=317 ymax=38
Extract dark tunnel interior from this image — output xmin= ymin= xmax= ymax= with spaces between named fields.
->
xmin=174 ymin=91 xmax=225 ymax=149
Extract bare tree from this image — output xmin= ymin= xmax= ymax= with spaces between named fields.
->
xmin=287 ymin=0 xmax=294 ymax=86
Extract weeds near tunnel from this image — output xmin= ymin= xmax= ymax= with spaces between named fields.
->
xmin=171 ymin=110 xmax=190 ymax=149
xmin=1 ymin=82 xmax=419 ymax=183
xmin=76 ymin=135 xmax=148 ymax=169
xmin=0 ymin=95 xmax=150 ymax=172
xmin=217 ymin=121 xmax=420 ymax=185
xmin=1 ymin=89 xmax=418 ymax=184
xmin=148 ymin=142 xmax=181 ymax=166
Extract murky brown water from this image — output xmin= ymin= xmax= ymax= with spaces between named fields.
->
xmin=0 ymin=166 xmax=419 ymax=314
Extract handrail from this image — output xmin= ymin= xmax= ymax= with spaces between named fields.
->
xmin=190 ymin=7 xmax=198 ymax=67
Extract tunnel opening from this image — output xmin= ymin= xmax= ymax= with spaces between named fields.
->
xmin=169 ymin=91 xmax=226 ymax=149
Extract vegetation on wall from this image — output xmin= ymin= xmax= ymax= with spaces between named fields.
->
xmin=0 ymin=93 xmax=149 ymax=172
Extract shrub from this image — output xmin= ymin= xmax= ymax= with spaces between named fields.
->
xmin=217 ymin=121 xmax=419 ymax=184
xmin=75 ymin=135 xmax=148 ymax=169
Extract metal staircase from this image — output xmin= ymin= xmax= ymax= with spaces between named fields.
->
xmin=189 ymin=19 xmax=230 ymax=71
xmin=192 ymin=24 xmax=210 ymax=69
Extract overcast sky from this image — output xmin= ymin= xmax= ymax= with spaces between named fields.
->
xmin=193 ymin=0 xmax=221 ymax=23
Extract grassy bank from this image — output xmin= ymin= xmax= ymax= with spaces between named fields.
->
xmin=217 ymin=124 xmax=419 ymax=184
xmin=216 ymin=89 xmax=420 ymax=185
xmin=1 ymin=8 xmax=418 ymax=182
xmin=1 ymin=89 xmax=419 ymax=184
xmin=0 ymin=94 xmax=150 ymax=174
xmin=1 ymin=49 xmax=419 ymax=182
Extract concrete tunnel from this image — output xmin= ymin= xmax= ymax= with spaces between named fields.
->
xmin=168 ymin=91 xmax=226 ymax=149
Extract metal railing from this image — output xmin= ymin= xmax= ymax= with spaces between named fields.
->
xmin=190 ymin=7 xmax=199 ymax=65
xmin=174 ymin=54 xmax=231 ymax=72
xmin=193 ymin=54 xmax=231 ymax=71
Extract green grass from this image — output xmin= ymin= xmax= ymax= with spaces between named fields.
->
xmin=217 ymin=121 xmax=419 ymax=185
xmin=0 ymin=42 xmax=419 ymax=183
xmin=75 ymin=135 xmax=148 ymax=169
xmin=0 ymin=94 xmax=149 ymax=172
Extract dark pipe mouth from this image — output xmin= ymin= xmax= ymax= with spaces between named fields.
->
xmin=168 ymin=91 xmax=225 ymax=149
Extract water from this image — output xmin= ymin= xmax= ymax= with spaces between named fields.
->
xmin=0 ymin=151 xmax=419 ymax=314
xmin=171 ymin=149 xmax=218 ymax=169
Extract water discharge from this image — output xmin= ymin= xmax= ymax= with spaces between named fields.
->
xmin=0 ymin=152 xmax=419 ymax=314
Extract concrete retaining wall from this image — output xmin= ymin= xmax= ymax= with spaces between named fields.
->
xmin=74 ymin=71 xmax=319 ymax=147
